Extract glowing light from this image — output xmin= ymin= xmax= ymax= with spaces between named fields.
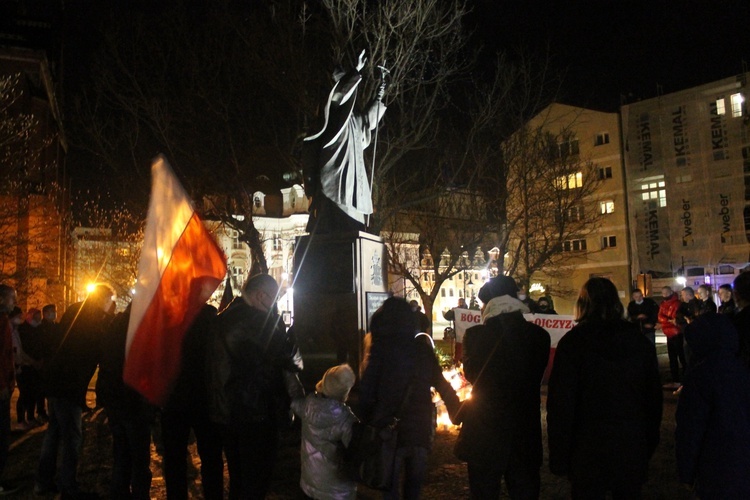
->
xmin=676 ymin=276 xmax=687 ymax=286
xmin=130 ymin=288 xmax=136 ymax=295
xmin=704 ymin=275 xmax=711 ymax=285
xmin=433 ymin=365 xmax=472 ymax=432
xmin=86 ymin=283 xmax=96 ymax=294
xmin=157 ymin=247 xmax=164 ymax=260
xmin=281 ymin=272 xmax=289 ymax=281
xmin=529 ymin=283 xmax=545 ymax=293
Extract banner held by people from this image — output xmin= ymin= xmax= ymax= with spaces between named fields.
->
xmin=124 ymin=156 xmax=227 ymax=406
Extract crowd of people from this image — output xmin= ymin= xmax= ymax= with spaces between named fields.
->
xmin=0 ymin=270 xmax=748 ymax=499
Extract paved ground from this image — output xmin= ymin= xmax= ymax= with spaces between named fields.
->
xmin=3 ymin=347 xmax=688 ymax=499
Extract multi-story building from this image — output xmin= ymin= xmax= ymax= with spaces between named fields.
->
xmin=621 ymin=73 xmax=750 ymax=293
xmin=513 ymin=103 xmax=631 ymax=313
xmin=208 ymin=185 xmax=309 ymax=321
xmin=70 ymin=227 xmax=138 ymax=310
xmin=0 ymin=47 xmax=68 ymax=310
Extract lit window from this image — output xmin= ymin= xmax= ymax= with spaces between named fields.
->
xmin=731 ymin=93 xmax=744 ymax=118
xmin=640 ymin=180 xmax=667 ymax=207
xmin=272 ymin=236 xmax=282 ymax=251
xmin=598 ymin=166 xmax=613 ymax=180
xmin=602 ymin=235 xmax=617 ymax=248
xmin=600 ymin=200 xmax=615 ymax=214
xmin=555 ymin=171 xmax=583 ymax=190
xmin=716 ymin=98 xmax=726 ymax=115
xmin=562 ymin=239 xmax=587 ymax=252
xmin=595 ymin=133 xmax=610 ymax=146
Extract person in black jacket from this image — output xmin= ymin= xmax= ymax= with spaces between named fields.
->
xmin=732 ymin=272 xmax=750 ymax=367
xmin=209 ymin=274 xmax=303 ymax=499
xmin=35 ymin=284 xmax=115 ymax=498
xmin=547 ymin=277 xmax=662 ymax=499
xmin=696 ymin=284 xmax=717 ymax=316
xmin=161 ymin=304 xmax=223 ymax=500
xmin=717 ymin=283 xmax=736 ymax=316
xmin=96 ymin=304 xmax=155 ymax=500
xmin=627 ymin=289 xmax=659 ymax=344
xmin=454 ymin=276 xmax=550 ymax=500
xmin=676 ymin=311 xmax=750 ymax=498
xmin=357 ymin=297 xmax=459 ymax=500
xmin=676 ymin=287 xmax=701 ymax=332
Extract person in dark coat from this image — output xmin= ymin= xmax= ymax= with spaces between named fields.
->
xmin=36 ymin=284 xmax=115 ymax=498
xmin=696 ymin=284 xmax=717 ymax=316
xmin=454 ymin=276 xmax=550 ymax=499
xmin=732 ymin=272 xmax=750 ymax=367
xmin=717 ymin=283 xmax=736 ymax=316
xmin=627 ymin=289 xmax=659 ymax=344
xmin=676 ymin=287 xmax=701 ymax=331
xmin=96 ymin=304 xmax=155 ymax=500
xmin=547 ymin=277 xmax=662 ymax=500
xmin=675 ymin=311 xmax=750 ymax=498
xmin=517 ymin=286 xmax=538 ymax=313
xmin=161 ymin=304 xmax=224 ymax=500
xmin=209 ymin=274 xmax=303 ymax=499
xmin=0 ymin=285 xmax=19 ymax=495
xmin=409 ymin=300 xmax=432 ymax=336
xmin=536 ymin=296 xmax=557 ymax=314
xmin=357 ymin=297 xmax=460 ymax=500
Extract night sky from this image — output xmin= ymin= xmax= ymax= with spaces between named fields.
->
xmin=473 ymin=0 xmax=750 ymax=111
xmin=54 ymin=1 xmax=750 ymax=114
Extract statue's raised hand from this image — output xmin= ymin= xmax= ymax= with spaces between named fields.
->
xmin=356 ymin=49 xmax=367 ymax=72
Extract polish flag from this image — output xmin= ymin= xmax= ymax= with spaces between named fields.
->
xmin=124 ymin=156 xmax=227 ymax=406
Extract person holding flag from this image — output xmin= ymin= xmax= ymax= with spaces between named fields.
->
xmin=209 ymin=273 xmax=304 ymax=499
xmin=123 ymin=156 xmax=227 ymax=406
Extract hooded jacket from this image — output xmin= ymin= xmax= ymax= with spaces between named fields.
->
xmin=454 ymin=296 xmax=550 ymax=466
xmin=547 ymin=319 xmax=662 ymax=485
xmin=676 ymin=313 xmax=750 ymax=499
xmin=291 ymin=393 xmax=357 ymax=499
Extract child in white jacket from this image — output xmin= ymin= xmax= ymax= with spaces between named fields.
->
xmin=291 ymin=364 xmax=357 ymax=499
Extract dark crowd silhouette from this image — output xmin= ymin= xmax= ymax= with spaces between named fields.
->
xmin=0 ymin=271 xmax=749 ymax=499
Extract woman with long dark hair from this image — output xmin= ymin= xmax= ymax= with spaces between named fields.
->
xmin=547 ymin=277 xmax=663 ymax=499
xmin=357 ymin=297 xmax=459 ymax=499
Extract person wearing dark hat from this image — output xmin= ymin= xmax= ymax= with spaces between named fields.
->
xmin=454 ymin=276 xmax=550 ymax=499
xmin=291 ymin=364 xmax=357 ymax=499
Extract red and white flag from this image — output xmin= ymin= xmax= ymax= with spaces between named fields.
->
xmin=124 ymin=156 xmax=227 ymax=406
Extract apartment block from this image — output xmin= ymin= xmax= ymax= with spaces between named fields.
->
xmin=621 ymin=73 xmax=750 ymax=292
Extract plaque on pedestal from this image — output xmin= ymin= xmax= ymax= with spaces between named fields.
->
xmin=293 ymin=231 xmax=388 ymax=388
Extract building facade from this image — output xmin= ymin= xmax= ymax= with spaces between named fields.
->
xmin=622 ymin=73 xmax=750 ymax=293
xmin=0 ymin=47 xmax=69 ymax=310
xmin=512 ymin=103 xmax=632 ymax=314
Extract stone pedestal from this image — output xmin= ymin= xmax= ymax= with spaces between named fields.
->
xmin=293 ymin=231 xmax=388 ymax=388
